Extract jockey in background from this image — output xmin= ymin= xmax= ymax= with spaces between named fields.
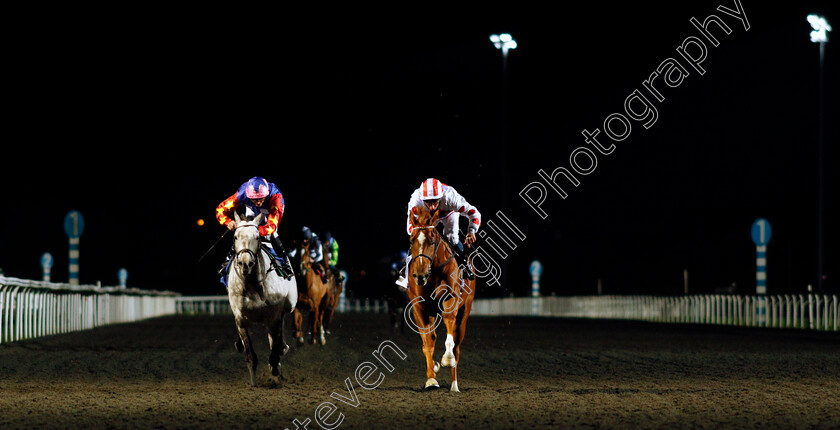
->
xmin=215 ymin=176 xmax=294 ymax=280
xmin=396 ymin=178 xmax=480 ymax=288
xmin=291 ymin=226 xmax=329 ymax=283
xmin=323 ymin=231 xmax=339 ymax=271
xmin=323 ymin=231 xmax=345 ymax=283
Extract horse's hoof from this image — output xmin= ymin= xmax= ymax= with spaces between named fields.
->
xmin=282 ymin=344 xmax=291 ymax=356
xmin=234 ymin=339 xmax=244 ymax=353
xmin=319 ymin=339 xmax=326 ymax=346
xmin=450 ymin=381 xmax=460 ymax=393
xmin=441 ymin=353 xmax=456 ymax=368
xmin=424 ymin=378 xmax=440 ymax=389
xmin=433 ymin=361 xmax=441 ymax=373
xmin=271 ymin=364 xmax=280 ymax=377
xmin=296 ymin=337 xmax=305 ymax=346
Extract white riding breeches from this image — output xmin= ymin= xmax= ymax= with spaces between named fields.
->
xmin=440 ymin=211 xmax=461 ymax=245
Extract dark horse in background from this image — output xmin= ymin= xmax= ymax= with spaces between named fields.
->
xmin=386 ymin=274 xmax=410 ymax=334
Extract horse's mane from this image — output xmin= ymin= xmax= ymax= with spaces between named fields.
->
xmin=410 ymin=206 xmax=439 ymax=239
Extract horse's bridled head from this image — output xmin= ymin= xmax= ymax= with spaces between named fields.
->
xmin=234 ymin=223 xmax=261 ymax=277
xmin=410 ymin=254 xmax=432 ymax=286
xmin=409 ymin=206 xmax=439 ymax=289
xmin=237 ymin=254 xmax=256 ymax=275
xmin=410 ymin=233 xmax=433 ymax=287
xmin=412 ymin=271 xmax=430 ymax=287
xmin=234 ymin=224 xmax=260 ymax=249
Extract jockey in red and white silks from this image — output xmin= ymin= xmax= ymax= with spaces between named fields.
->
xmin=405 ymin=178 xmax=481 ymax=245
xmin=397 ymin=178 xmax=480 ymax=288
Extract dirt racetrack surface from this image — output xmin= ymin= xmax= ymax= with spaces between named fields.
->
xmin=1 ymin=312 xmax=839 ymax=429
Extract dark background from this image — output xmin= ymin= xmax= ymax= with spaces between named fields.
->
xmin=2 ymin=2 xmax=837 ymax=300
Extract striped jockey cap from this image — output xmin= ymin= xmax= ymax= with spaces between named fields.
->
xmin=420 ymin=178 xmax=444 ymax=200
xmin=245 ymin=177 xmax=269 ymax=199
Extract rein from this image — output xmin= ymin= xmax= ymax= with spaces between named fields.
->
xmin=410 ymin=227 xmax=455 ymax=273
xmin=234 ymin=224 xmax=270 ymax=285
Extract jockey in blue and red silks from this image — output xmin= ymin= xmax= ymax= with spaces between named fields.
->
xmin=216 ymin=176 xmax=294 ymax=280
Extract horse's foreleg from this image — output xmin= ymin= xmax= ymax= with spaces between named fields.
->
xmin=450 ymin=308 xmax=469 ymax=393
xmin=293 ymin=307 xmax=305 ymax=346
xmin=421 ymin=328 xmax=439 ymax=389
xmin=317 ymin=300 xmax=327 ymax=346
xmin=308 ymin=302 xmax=320 ymax=345
xmin=412 ymin=304 xmax=439 ymax=389
xmin=440 ymin=298 xmax=459 ymax=370
xmin=267 ymin=315 xmax=289 ymax=377
xmin=322 ymin=292 xmax=335 ymax=335
xmin=279 ymin=311 xmax=291 ymax=356
xmin=236 ymin=318 xmax=258 ymax=387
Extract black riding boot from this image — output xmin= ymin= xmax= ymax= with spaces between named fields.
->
xmin=218 ymin=246 xmax=234 ymax=276
xmin=270 ymin=236 xmax=294 ymax=280
xmin=451 ymin=240 xmax=476 ymax=280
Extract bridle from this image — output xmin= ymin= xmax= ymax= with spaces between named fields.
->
xmin=410 ymin=226 xmax=455 ymax=274
xmin=234 ymin=224 xmax=268 ymax=284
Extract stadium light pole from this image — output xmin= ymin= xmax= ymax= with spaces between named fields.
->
xmin=490 ymin=33 xmax=518 ymax=70
xmin=490 ymin=33 xmax=517 ymax=294
xmin=489 ymin=33 xmax=517 ymax=174
xmin=807 ymin=14 xmax=830 ymax=292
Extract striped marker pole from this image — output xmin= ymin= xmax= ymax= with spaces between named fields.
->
xmin=41 ymin=252 xmax=53 ymax=282
xmin=64 ymin=211 xmax=85 ymax=286
xmin=756 ymin=244 xmax=767 ymax=325
xmin=69 ymin=237 xmax=80 ymax=285
xmin=756 ymin=245 xmax=767 ymax=295
xmin=530 ymin=261 xmax=542 ymax=316
xmin=751 ymin=218 xmax=771 ymax=326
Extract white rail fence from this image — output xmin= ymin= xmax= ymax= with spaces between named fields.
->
xmin=175 ymin=294 xmax=838 ymax=332
xmin=0 ymin=276 xmax=178 ymax=344
xmin=175 ymin=296 xmax=391 ymax=315
xmin=176 ymin=295 xmax=231 ymax=315
xmin=471 ymin=295 xmax=840 ymax=332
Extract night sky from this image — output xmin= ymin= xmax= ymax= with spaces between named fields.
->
xmin=2 ymin=1 xmax=837 ymax=300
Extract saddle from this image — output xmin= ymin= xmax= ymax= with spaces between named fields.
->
xmin=310 ymin=262 xmax=329 ymax=284
xmin=261 ymin=244 xmax=282 ymax=273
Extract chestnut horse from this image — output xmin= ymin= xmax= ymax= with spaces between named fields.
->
xmin=406 ymin=207 xmax=476 ymax=392
xmin=292 ymin=241 xmax=330 ymax=345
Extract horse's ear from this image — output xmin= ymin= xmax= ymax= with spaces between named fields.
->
xmin=253 ymin=213 xmax=264 ymax=225
xmin=430 ymin=208 xmax=440 ymax=224
xmin=234 ymin=211 xmax=241 ymax=223
xmin=410 ymin=207 xmax=419 ymax=227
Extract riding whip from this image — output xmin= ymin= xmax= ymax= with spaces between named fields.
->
xmin=198 ymin=229 xmax=231 ymax=262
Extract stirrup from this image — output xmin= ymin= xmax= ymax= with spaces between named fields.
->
xmin=276 ymin=258 xmax=293 ymax=280
xmin=463 ymin=265 xmax=476 ymax=280
xmin=457 ymin=256 xmax=475 ymax=280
